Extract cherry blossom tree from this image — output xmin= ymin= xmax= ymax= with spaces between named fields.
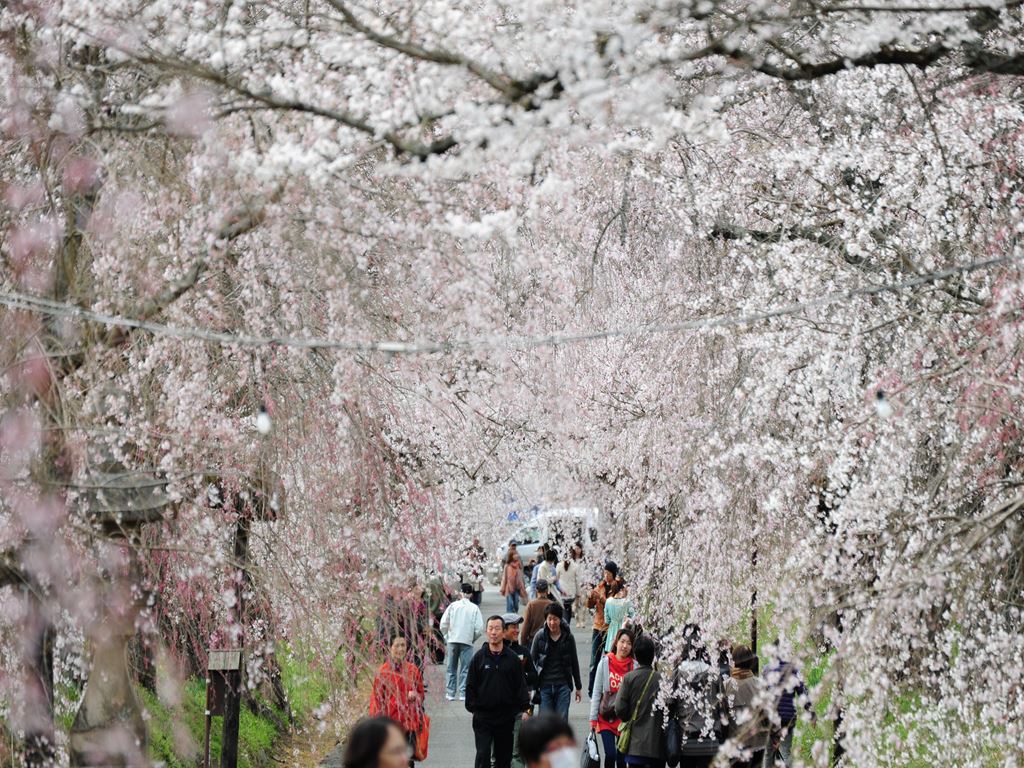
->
xmin=2 ymin=0 xmax=1023 ymax=765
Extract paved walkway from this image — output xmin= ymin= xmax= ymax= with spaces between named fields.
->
xmin=323 ymin=586 xmax=595 ymax=767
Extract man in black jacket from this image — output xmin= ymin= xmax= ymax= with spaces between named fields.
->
xmin=466 ymin=614 xmax=531 ymax=768
xmin=529 ymin=602 xmax=582 ymax=722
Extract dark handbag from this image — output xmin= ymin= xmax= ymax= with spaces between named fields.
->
xmin=680 ymin=735 xmax=720 ymax=758
xmin=599 ymin=690 xmax=618 ymax=721
xmin=665 ymin=717 xmax=682 ymax=767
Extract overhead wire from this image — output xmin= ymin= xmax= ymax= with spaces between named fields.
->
xmin=0 ymin=254 xmax=1016 ymax=355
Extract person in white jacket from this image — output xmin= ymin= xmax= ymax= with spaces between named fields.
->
xmin=439 ymin=583 xmax=485 ymax=701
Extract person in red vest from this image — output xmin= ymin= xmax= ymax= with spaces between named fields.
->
xmin=370 ymin=635 xmax=426 ymax=766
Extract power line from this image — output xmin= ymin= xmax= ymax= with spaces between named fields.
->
xmin=0 ymin=254 xmax=1015 ymax=354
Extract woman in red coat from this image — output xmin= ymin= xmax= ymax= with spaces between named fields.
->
xmin=370 ymin=636 xmax=425 ymax=766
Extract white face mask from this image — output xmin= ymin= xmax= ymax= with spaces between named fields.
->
xmin=547 ymin=746 xmax=577 ymax=768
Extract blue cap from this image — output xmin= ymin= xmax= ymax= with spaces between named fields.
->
xmin=502 ymin=612 xmax=524 ymax=626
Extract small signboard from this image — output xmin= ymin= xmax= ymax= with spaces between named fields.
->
xmin=208 ymin=649 xmax=241 ymax=671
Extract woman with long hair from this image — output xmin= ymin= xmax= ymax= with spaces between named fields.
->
xmin=342 ymin=716 xmax=410 ymax=768
xmin=500 ymin=551 xmax=528 ymax=612
xmin=558 ymin=546 xmax=581 ymax=626
xmin=369 ymin=636 xmax=425 ymax=767
xmin=568 ymin=543 xmax=586 ymax=627
xmin=589 ymin=629 xmax=636 ymax=768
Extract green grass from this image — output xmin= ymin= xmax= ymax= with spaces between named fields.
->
xmin=279 ymin=646 xmax=332 ymax=722
xmin=139 ymin=649 xmax=331 ymax=768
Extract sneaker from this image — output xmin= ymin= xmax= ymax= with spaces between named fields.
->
xmin=445 ymin=694 xmax=455 ymax=701
xmin=458 ymin=694 xmax=466 ymax=701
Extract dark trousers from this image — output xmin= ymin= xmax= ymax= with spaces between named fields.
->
xmin=598 ymin=730 xmax=627 ymax=768
xmin=473 ymin=716 xmax=515 ymax=768
xmin=471 ymin=590 xmax=483 ymax=605
xmin=588 ymin=629 xmax=607 ymax=695
xmin=681 ymin=754 xmax=715 ymax=768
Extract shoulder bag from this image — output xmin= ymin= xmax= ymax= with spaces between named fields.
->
xmin=599 ymin=688 xmax=619 ymax=721
xmin=413 ymin=714 xmax=430 ymax=761
xmin=616 ymin=670 xmax=655 ymax=755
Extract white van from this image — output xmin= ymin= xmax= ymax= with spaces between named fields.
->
xmin=490 ymin=507 xmax=600 ymax=581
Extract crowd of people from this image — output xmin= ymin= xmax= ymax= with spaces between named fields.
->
xmin=344 ymin=541 xmax=813 ymax=768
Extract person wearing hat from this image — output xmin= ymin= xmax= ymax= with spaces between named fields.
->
xmin=503 ymin=613 xmax=540 ymax=692
xmin=725 ymin=645 xmax=769 ymax=768
xmin=586 ymin=561 xmax=624 ymax=696
xmin=502 ymin=613 xmax=539 ymax=768
xmin=520 ymin=578 xmax=555 ymax=648
xmin=439 ymin=583 xmax=485 ymax=701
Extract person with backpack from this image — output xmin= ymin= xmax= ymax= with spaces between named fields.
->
xmin=589 ymin=629 xmax=636 ymax=768
xmin=438 ymin=583 xmax=485 ymax=701
xmin=466 ymin=615 xmax=531 ymax=768
xmin=530 ymin=602 xmax=583 ymax=721
xmin=614 ymin=634 xmax=665 ymax=767
xmin=666 ymin=625 xmax=724 ymax=768
xmin=520 ymin=579 xmax=556 ymax=648
xmin=725 ymin=646 xmax=769 ymax=768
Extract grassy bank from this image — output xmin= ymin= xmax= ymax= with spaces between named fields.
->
xmin=139 ymin=649 xmax=333 ymax=768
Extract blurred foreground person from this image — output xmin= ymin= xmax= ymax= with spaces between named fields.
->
xmin=518 ymin=713 xmax=577 ymax=768
xmin=343 ymin=716 xmax=410 ymax=768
